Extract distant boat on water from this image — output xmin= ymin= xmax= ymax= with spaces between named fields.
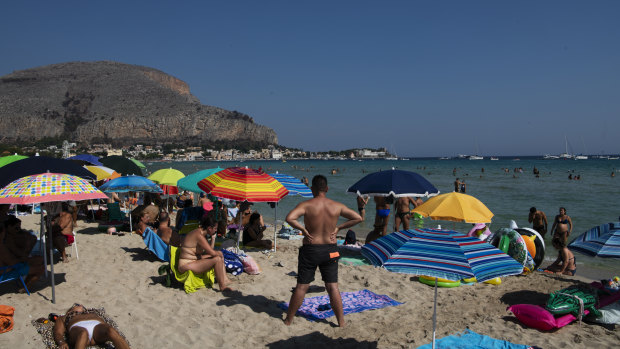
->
xmin=439 ymin=156 xmax=451 ymax=160
xmin=468 ymin=155 xmax=483 ymax=160
xmin=574 ymin=155 xmax=588 ymax=160
xmin=543 ymin=154 xmax=559 ymax=160
xmin=490 ymin=157 xmax=499 ymax=161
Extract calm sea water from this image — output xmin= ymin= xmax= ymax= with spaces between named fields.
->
xmin=146 ymin=157 xmax=620 ymax=275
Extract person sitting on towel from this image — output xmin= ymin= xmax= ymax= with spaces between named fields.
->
xmin=157 ymin=211 xmax=173 ymax=244
xmin=243 ymin=213 xmax=272 ymax=249
xmin=52 ymin=303 xmax=130 ymax=349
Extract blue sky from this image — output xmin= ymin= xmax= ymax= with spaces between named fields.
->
xmin=1 ymin=1 xmax=619 ymax=157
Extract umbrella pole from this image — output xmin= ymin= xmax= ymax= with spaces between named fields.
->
xmin=40 ymin=210 xmax=47 ymax=278
xmin=274 ymin=203 xmax=277 ymax=252
xmin=432 ymin=278 xmax=438 ymax=349
xmin=47 ymin=214 xmax=56 ymax=304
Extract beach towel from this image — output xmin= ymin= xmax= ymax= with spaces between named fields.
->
xmin=142 ymin=227 xmax=170 ymax=262
xmin=31 ymin=307 xmax=129 ymax=349
xmin=416 ymin=329 xmax=536 ymax=349
xmin=0 ymin=305 xmax=15 ymax=334
xmin=170 ymin=246 xmax=215 ymax=293
xmin=278 ymin=289 xmax=402 ymax=321
xmin=222 ymin=249 xmax=244 ymax=275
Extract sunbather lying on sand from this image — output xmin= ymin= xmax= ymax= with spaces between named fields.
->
xmin=52 ymin=303 xmax=129 ymax=349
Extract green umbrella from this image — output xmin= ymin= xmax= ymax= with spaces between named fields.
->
xmin=148 ymin=168 xmax=185 ymax=186
xmin=177 ymin=167 xmax=223 ymax=193
xmin=130 ymin=158 xmax=147 ymax=169
xmin=0 ymin=154 xmax=28 ymax=168
xmin=100 ymin=156 xmax=143 ymax=176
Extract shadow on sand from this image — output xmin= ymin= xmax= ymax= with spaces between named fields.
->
xmin=266 ymin=331 xmax=378 ymax=349
xmin=120 ymin=246 xmax=161 ymax=262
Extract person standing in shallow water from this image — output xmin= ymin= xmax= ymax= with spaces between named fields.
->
xmin=550 ymin=207 xmax=572 ymax=242
xmin=283 ymin=175 xmax=361 ymax=327
xmin=528 ymin=207 xmax=548 ymax=237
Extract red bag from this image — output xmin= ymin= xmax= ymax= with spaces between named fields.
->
xmin=0 ymin=305 xmax=15 ymax=334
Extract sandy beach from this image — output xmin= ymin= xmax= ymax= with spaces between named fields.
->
xmin=0 ymin=213 xmax=618 ymax=349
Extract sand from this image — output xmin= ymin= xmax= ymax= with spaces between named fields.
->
xmin=0 ymin=213 xmax=618 ymax=349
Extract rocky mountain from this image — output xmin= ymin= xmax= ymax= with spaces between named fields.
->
xmin=0 ymin=61 xmax=278 ymax=147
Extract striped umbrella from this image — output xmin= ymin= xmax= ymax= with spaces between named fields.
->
xmin=568 ymin=222 xmax=620 ymax=258
xmin=84 ymin=165 xmax=121 ymax=181
xmin=198 ymin=167 xmax=289 ymax=202
xmin=362 ymin=228 xmax=524 ymax=349
xmin=269 ymin=172 xmax=312 ymax=198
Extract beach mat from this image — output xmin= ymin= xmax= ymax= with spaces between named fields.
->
xmin=339 ymin=255 xmax=371 ymax=266
xmin=417 ymin=329 xmax=537 ymax=349
xmin=278 ymin=289 xmax=402 ymax=321
xmin=32 ymin=307 xmax=129 ymax=349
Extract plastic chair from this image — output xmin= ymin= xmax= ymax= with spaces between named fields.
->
xmin=0 ymin=263 xmax=30 ymax=295
xmin=70 ymin=230 xmax=79 ymax=260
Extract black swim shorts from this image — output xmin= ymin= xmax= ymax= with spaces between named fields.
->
xmin=297 ymin=244 xmax=340 ymax=284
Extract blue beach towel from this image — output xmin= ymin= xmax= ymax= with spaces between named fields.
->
xmin=143 ymin=227 xmax=170 ymax=262
xmin=417 ymin=329 xmax=536 ymax=349
xmin=278 ymin=289 xmax=402 ymax=321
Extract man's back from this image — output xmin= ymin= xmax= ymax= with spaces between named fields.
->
xmin=300 ymin=196 xmax=343 ymax=244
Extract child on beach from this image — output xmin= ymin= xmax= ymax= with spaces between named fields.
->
xmin=544 ymin=236 xmax=577 ymax=276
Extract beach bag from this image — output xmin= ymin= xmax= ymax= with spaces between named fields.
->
xmin=240 ymin=255 xmax=261 ymax=275
xmin=222 ymin=249 xmax=244 ymax=276
xmin=0 ymin=305 xmax=15 ymax=334
xmin=344 ymin=230 xmax=357 ymax=245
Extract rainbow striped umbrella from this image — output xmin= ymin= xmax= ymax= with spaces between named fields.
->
xmin=0 ymin=173 xmax=108 ymax=204
xmin=197 ymin=167 xmax=289 ymax=202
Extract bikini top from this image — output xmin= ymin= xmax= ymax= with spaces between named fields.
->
xmin=557 ymin=216 xmax=569 ymax=224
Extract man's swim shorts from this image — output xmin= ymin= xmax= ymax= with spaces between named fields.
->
xmin=377 ymin=209 xmax=390 ymax=217
xmin=297 ymin=244 xmax=339 ymax=284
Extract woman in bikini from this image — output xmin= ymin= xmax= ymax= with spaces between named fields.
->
xmin=52 ymin=303 xmax=129 ymax=349
xmin=177 ymin=214 xmax=233 ymax=292
xmin=544 ymin=236 xmax=577 ymax=276
xmin=550 ymin=207 xmax=572 ymax=241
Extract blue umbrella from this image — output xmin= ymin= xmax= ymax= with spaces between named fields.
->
xmin=177 ymin=167 xmax=223 ymax=193
xmin=568 ymin=222 xmax=620 ymax=258
xmin=269 ymin=172 xmax=312 ymax=198
xmin=362 ymin=228 xmax=524 ymax=348
xmin=67 ymin=154 xmax=103 ymax=166
xmin=347 ymin=169 xmax=439 ymax=197
xmin=99 ymin=175 xmax=163 ymax=193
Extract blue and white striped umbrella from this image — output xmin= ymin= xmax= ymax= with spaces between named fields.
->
xmin=568 ymin=222 xmax=620 ymax=258
xmin=269 ymin=173 xmax=312 ymax=198
xmin=362 ymin=228 xmax=524 ymax=282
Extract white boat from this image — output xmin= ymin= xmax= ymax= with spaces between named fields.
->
xmin=490 ymin=157 xmax=499 ymax=161
xmin=609 ymin=157 xmax=619 ymax=160
xmin=543 ymin=154 xmax=559 ymax=160
xmin=574 ymin=155 xmax=588 ymax=160
xmin=439 ymin=157 xmax=451 ymax=160
xmin=559 ymin=135 xmax=574 ymax=159
xmin=468 ymin=155 xmax=483 ymax=160
xmin=385 ymin=157 xmax=398 ymax=161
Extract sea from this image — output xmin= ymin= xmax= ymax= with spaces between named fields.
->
xmin=145 ymin=156 xmax=620 ymax=278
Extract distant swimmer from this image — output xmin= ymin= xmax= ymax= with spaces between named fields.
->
xmin=528 ymin=207 xmax=548 ymax=237
xmin=454 ymin=178 xmax=461 ymax=192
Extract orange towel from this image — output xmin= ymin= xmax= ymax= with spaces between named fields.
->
xmin=0 ymin=305 xmax=15 ymax=334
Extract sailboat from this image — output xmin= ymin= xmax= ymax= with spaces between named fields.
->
xmin=559 ymin=136 xmax=573 ymax=159
xmin=574 ymin=136 xmax=588 ymax=160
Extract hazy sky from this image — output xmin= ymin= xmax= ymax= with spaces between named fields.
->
xmin=2 ymin=1 xmax=619 ymax=157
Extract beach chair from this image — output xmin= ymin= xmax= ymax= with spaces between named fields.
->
xmin=162 ymin=246 xmax=215 ymax=293
xmin=143 ymin=227 xmax=170 ymax=262
xmin=97 ymin=202 xmax=127 ymax=232
xmin=68 ymin=230 xmax=79 ymax=260
xmin=0 ymin=263 xmax=30 ymax=295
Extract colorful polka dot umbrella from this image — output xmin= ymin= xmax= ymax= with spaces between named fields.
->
xmin=0 ymin=172 xmax=108 ymax=204
xmin=197 ymin=167 xmax=289 ymax=202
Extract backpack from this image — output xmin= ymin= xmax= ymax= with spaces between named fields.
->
xmin=345 ymin=230 xmax=357 ymax=245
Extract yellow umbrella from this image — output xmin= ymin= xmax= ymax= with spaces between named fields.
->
xmin=84 ymin=165 xmax=121 ymax=181
xmin=411 ymin=192 xmax=493 ymax=223
xmin=148 ymin=168 xmax=185 ymax=186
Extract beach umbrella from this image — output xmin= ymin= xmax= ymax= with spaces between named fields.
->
xmin=412 ymin=192 xmax=493 ymax=224
xmin=130 ymin=158 xmax=147 ymax=169
xmin=362 ymin=228 xmax=524 ymax=348
xmin=0 ymin=154 xmax=28 ymax=168
xmin=99 ymin=175 xmax=163 ymax=231
xmin=198 ymin=167 xmax=289 ymax=250
xmin=346 ymin=169 xmax=439 ymax=198
xmin=269 ymin=172 xmax=313 ymax=198
xmin=0 ymin=173 xmax=108 ymax=304
xmin=177 ymin=167 xmax=223 ymax=193
xmin=99 ymin=156 xmax=142 ymax=176
xmin=84 ymin=165 xmax=121 ymax=181
xmin=568 ymin=222 xmax=620 ymax=258
xmin=67 ymin=154 xmax=103 ymax=166
xmin=0 ymin=156 xmax=97 ymax=189
xmin=148 ymin=168 xmax=185 ymax=186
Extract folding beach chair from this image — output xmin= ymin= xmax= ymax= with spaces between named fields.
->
xmin=0 ymin=263 xmax=30 ymax=295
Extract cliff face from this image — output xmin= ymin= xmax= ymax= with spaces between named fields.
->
xmin=0 ymin=61 xmax=278 ymax=147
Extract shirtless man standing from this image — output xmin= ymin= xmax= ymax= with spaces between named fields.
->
xmin=394 ymin=196 xmax=417 ymax=232
xmin=528 ymin=207 xmax=548 ymax=237
xmin=284 ymin=175 xmax=361 ymax=327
